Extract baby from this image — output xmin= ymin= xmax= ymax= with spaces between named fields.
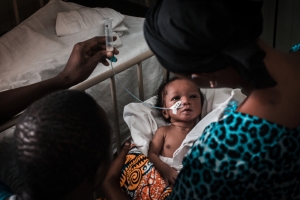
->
xmin=148 ymin=77 xmax=203 ymax=187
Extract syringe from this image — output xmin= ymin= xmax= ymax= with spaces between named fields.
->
xmin=104 ymin=19 xmax=182 ymax=114
xmin=104 ymin=18 xmax=114 ymax=52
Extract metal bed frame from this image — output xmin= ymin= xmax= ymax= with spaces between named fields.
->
xmin=1 ymin=0 xmax=163 ymax=157
xmin=0 ymin=50 xmax=168 ymax=155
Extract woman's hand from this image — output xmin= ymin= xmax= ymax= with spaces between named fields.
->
xmin=102 ymin=140 xmax=131 ymax=200
xmin=161 ymin=166 xmax=178 ymax=188
xmin=57 ymin=36 xmax=119 ymax=88
xmin=0 ymin=36 xmax=119 ymax=124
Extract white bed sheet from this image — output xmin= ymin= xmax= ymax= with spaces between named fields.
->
xmin=124 ymin=88 xmax=247 ymax=171
xmin=0 ymin=0 xmax=157 ymax=89
xmin=0 ymin=0 xmax=163 ymax=191
xmin=0 ymin=0 xmax=164 ymax=144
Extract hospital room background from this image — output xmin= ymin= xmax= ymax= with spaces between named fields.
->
xmin=0 ymin=0 xmax=300 ymax=157
xmin=0 ymin=0 xmax=300 ymax=199
xmin=1 ymin=0 xmax=300 ymax=151
xmin=0 ymin=0 xmax=300 ymax=52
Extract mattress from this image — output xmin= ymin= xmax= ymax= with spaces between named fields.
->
xmin=0 ymin=0 xmax=164 ymax=145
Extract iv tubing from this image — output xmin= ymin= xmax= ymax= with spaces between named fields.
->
xmin=109 ymin=59 xmax=176 ymax=110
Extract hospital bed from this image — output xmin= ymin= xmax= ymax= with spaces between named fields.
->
xmin=0 ymin=0 xmax=165 ymax=153
xmin=0 ymin=0 xmax=166 ymax=195
xmin=0 ymin=1 xmax=248 ymax=198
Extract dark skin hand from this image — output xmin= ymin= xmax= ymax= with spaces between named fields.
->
xmin=0 ymin=36 xmax=118 ymax=124
xmin=103 ymin=141 xmax=131 ymax=200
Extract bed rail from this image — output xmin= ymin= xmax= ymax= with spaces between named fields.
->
xmin=0 ymin=50 xmax=155 ymax=154
xmin=71 ymin=50 xmax=154 ymax=153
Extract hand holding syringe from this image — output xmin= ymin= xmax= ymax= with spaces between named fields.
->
xmin=104 ymin=18 xmax=183 ymax=114
xmin=104 ymin=18 xmax=118 ymax=62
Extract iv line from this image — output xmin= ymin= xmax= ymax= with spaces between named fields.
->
xmin=104 ymin=18 xmax=181 ymax=113
xmin=109 ymin=58 xmax=181 ymax=112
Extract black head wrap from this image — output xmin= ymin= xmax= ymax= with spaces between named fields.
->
xmin=144 ymin=0 xmax=276 ymax=89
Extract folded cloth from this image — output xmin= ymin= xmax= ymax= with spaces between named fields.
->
xmin=56 ymin=7 xmax=128 ymax=37
xmin=120 ymin=144 xmax=172 ymax=200
xmin=159 ymin=156 xmax=182 ymax=172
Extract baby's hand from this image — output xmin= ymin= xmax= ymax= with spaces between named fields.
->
xmin=161 ymin=167 xmax=178 ymax=188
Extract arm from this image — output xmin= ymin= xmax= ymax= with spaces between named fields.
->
xmin=102 ymin=141 xmax=131 ymax=200
xmin=0 ymin=36 xmax=118 ymax=124
xmin=148 ymin=128 xmax=178 ymax=187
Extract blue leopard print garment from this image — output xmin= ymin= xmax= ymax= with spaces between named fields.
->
xmin=168 ymin=101 xmax=300 ymax=199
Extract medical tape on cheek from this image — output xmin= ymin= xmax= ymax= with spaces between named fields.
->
xmin=169 ymin=101 xmax=182 ymax=114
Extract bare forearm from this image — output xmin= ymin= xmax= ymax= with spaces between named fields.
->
xmin=0 ymin=76 xmax=70 ymax=124
xmin=103 ymin=141 xmax=131 ymax=200
xmin=0 ymin=36 xmax=119 ymax=125
xmin=102 ymin=179 xmax=130 ymax=200
xmin=148 ymin=152 xmax=171 ymax=175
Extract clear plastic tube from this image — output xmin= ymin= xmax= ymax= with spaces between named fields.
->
xmin=104 ymin=18 xmax=114 ymax=51
xmin=109 ymin=60 xmax=183 ymax=112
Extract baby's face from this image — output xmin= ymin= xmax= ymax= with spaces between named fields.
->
xmin=163 ymin=79 xmax=202 ymax=122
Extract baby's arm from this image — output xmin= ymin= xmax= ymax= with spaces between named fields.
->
xmin=148 ymin=127 xmax=178 ymax=187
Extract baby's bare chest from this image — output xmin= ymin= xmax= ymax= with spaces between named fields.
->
xmin=163 ymin=131 xmax=188 ymax=151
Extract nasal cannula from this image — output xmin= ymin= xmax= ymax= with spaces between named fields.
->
xmin=104 ymin=18 xmax=182 ymax=114
xmin=110 ymin=59 xmax=182 ymax=114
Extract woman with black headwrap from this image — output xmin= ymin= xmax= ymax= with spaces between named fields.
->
xmin=103 ymin=0 xmax=300 ymax=199
xmin=142 ymin=0 xmax=300 ymax=199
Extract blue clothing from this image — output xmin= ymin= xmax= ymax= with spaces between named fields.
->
xmin=0 ymin=182 xmax=13 ymax=200
xmin=168 ymin=101 xmax=300 ymax=199
xmin=290 ymin=43 xmax=300 ymax=52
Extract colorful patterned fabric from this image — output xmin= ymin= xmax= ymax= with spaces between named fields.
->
xmin=120 ymin=144 xmax=172 ymax=200
xmin=168 ymin=101 xmax=300 ymax=199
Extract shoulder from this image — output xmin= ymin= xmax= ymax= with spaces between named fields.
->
xmin=173 ymin=112 xmax=300 ymax=199
xmin=183 ymin=112 xmax=262 ymax=166
xmin=185 ymin=110 xmax=299 ymax=173
xmin=152 ymin=126 xmax=169 ymax=140
xmin=190 ymin=110 xmax=289 ymax=155
xmin=155 ymin=126 xmax=170 ymax=135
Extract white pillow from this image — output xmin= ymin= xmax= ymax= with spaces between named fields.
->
xmin=56 ymin=7 xmax=128 ymax=36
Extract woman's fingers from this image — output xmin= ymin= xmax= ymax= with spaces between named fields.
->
xmin=106 ymin=140 xmax=131 ymax=179
xmin=84 ymin=36 xmax=106 ymax=50
xmin=120 ymin=140 xmax=131 ymax=156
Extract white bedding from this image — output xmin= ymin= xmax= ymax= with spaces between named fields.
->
xmin=0 ymin=0 xmax=164 ymax=144
xmin=56 ymin=7 xmax=127 ymax=37
xmin=0 ymin=0 xmax=163 ymax=192
xmin=124 ymin=88 xmax=247 ymax=171
xmin=0 ymin=0 xmax=160 ymax=88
